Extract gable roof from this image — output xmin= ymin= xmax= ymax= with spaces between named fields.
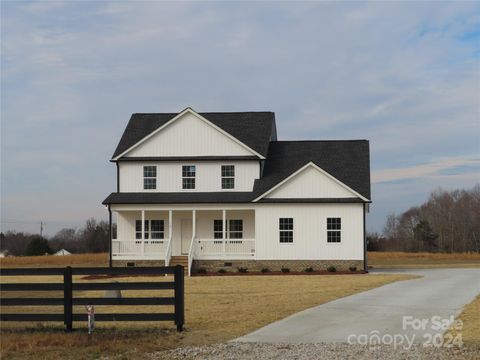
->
xmin=112 ymin=110 xmax=277 ymax=159
xmin=252 ymin=140 xmax=371 ymax=200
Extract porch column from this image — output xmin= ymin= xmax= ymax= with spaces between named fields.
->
xmin=141 ymin=210 xmax=145 ymax=256
xmin=222 ymin=209 xmax=226 ymax=256
xmin=192 ymin=210 xmax=196 ymax=239
xmin=168 ymin=210 xmax=172 ymax=241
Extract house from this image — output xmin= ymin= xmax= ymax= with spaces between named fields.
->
xmin=54 ymin=249 xmax=71 ymax=256
xmin=103 ymin=108 xmax=371 ymax=275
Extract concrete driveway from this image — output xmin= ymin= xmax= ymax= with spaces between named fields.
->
xmin=235 ymin=268 xmax=480 ymax=344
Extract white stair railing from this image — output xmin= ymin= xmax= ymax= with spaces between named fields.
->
xmin=187 ymin=236 xmax=196 ymax=277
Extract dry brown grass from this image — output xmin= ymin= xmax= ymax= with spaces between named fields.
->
xmin=0 ymin=273 xmax=416 ymax=359
xmin=368 ymin=252 xmax=480 ymax=268
xmin=0 ymin=253 xmax=109 ymax=268
xmin=446 ymin=295 xmax=480 ymax=346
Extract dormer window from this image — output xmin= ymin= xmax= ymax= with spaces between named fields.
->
xmin=221 ymin=165 xmax=235 ymax=189
xmin=182 ymin=165 xmax=196 ymax=189
xmin=143 ymin=166 xmax=156 ymax=189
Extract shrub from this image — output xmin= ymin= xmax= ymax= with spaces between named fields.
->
xmin=218 ymin=268 xmax=227 ymax=274
xmin=196 ymin=268 xmax=207 ymax=274
xmin=304 ymin=266 xmax=314 ymax=272
xmin=327 ymin=265 xmax=337 ymax=272
xmin=281 ymin=266 xmax=290 ymax=273
xmin=349 ymin=266 xmax=357 ymax=272
xmin=237 ymin=267 xmax=248 ymax=273
xmin=261 ymin=267 xmax=270 ymax=273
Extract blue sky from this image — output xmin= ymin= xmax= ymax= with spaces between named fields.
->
xmin=1 ymin=1 xmax=479 ymax=236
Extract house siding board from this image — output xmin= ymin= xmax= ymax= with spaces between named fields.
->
xmin=126 ymin=112 xmax=256 ymax=158
xmin=265 ymin=166 xmax=356 ymax=199
xmin=119 ymin=161 xmax=259 ymax=192
xmin=255 ymin=203 xmax=364 ymax=261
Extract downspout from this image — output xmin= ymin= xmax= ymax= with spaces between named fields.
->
xmin=363 ymin=203 xmax=368 ymax=273
xmin=116 ymin=162 xmax=120 ymax=192
xmin=108 ymin=205 xmax=113 ymax=268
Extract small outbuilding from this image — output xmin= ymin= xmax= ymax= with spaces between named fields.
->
xmin=54 ymin=249 xmax=71 ymax=256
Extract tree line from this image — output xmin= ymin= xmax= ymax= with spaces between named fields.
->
xmin=368 ymin=184 xmax=480 ymax=253
xmin=0 ymin=219 xmax=115 ymax=256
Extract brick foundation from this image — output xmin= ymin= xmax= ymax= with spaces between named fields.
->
xmin=192 ymin=259 xmax=364 ymax=273
xmin=112 ymin=259 xmax=166 ymax=267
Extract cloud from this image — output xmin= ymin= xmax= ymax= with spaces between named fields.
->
xmin=372 ymin=157 xmax=480 ymax=184
xmin=1 ymin=1 xmax=479 ymax=235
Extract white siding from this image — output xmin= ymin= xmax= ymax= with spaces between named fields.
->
xmin=266 ymin=166 xmax=355 ymax=199
xmin=255 ymin=203 xmax=364 ymax=260
xmin=119 ymin=161 xmax=259 ymax=192
xmin=126 ymin=112 xmax=255 ymax=157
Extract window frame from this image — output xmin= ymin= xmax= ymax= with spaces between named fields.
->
xmin=212 ymin=219 xmax=243 ymax=243
xmin=135 ymin=219 xmax=165 ymax=244
xmin=228 ymin=219 xmax=243 ymax=240
xmin=143 ymin=166 xmax=157 ymax=190
xmin=221 ymin=165 xmax=235 ymax=190
xmin=327 ymin=217 xmax=342 ymax=243
xmin=182 ymin=165 xmax=196 ymax=190
xmin=279 ymin=218 xmax=294 ymax=243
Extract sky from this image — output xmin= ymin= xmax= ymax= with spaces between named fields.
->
xmin=1 ymin=1 xmax=479 ymax=236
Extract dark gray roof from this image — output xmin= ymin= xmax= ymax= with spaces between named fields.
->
xmin=112 ymin=111 xmax=277 ymax=159
xmin=103 ymin=192 xmax=254 ymax=204
xmin=102 ymin=193 xmax=368 ymax=205
xmin=252 ymin=140 xmax=371 ymax=200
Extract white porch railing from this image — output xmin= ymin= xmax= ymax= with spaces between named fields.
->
xmin=112 ymin=239 xmax=169 ymax=260
xmin=194 ymin=239 xmax=256 ymax=259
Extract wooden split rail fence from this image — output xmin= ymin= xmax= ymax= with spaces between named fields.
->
xmin=0 ymin=265 xmax=184 ymax=331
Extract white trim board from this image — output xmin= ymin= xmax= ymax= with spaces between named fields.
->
xmin=113 ymin=107 xmax=265 ymax=160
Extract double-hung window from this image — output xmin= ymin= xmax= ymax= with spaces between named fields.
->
xmin=143 ymin=166 xmax=156 ymax=190
xmin=221 ymin=165 xmax=235 ymax=189
xmin=182 ymin=165 xmax=196 ymax=189
xmin=135 ymin=220 xmax=149 ymax=243
xmin=279 ymin=218 xmax=293 ymax=243
xmin=327 ymin=217 xmax=341 ymax=243
xmin=135 ymin=220 xmax=165 ymax=244
xmin=212 ymin=219 xmax=243 ymax=243
xmin=228 ymin=220 xmax=243 ymax=240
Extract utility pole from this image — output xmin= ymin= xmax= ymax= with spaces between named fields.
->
xmin=40 ymin=221 xmax=43 ymax=237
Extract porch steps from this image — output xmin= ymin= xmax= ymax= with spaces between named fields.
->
xmin=169 ymin=256 xmax=189 ymax=272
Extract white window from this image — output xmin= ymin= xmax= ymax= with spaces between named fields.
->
xmin=143 ymin=166 xmax=156 ymax=189
xmin=182 ymin=165 xmax=196 ymax=189
xmin=221 ymin=165 xmax=235 ymax=189
xmin=327 ymin=217 xmax=341 ymax=243
xmin=212 ymin=219 xmax=243 ymax=243
xmin=135 ymin=220 xmax=164 ymax=244
xmin=279 ymin=218 xmax=293 ymax=243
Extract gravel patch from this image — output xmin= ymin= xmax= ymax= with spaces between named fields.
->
xmin=148 ymin=342 xmax=479 ymax=360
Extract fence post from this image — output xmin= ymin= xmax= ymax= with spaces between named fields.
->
xmin=174 ymin=265 xmax=184 ymax=332
xmin=64 ymin=266 xmax=73 ymax=332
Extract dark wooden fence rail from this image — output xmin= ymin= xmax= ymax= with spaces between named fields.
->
xmin=0 ymin=265 xmax=184 ymax=332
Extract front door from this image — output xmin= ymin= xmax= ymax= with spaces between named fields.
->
xmin=180 ymin=219 xmax=192 ymax=255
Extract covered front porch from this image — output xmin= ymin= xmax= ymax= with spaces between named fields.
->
xmin=111 ymin=207 xmax=256 ymax=272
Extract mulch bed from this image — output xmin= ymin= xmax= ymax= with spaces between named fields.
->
xmin=81 ymin=270 xmax=367 ymax=280
xmin=193 ymin=270 xmax=367 ymax=276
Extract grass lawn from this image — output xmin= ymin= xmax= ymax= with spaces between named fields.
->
xmin=368 ymin=252 xmax=480 ymax=268
xmin=0 ymin=271 xmax=415 ymax=359
xmin=446 ymin=295 xmax=480 ymax=347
